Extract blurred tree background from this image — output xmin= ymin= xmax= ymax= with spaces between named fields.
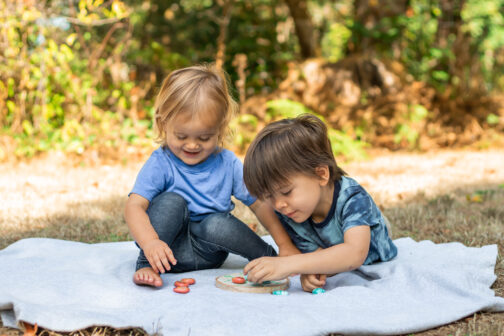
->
xmin=1 ymin=0 xmax=503 ymax=162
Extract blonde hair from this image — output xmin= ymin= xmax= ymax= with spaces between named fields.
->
xmin=154 ymin=64 xmax=238 ymax=146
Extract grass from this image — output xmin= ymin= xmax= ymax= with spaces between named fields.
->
xmin=1 ymin=150 xmax=504 ymax=336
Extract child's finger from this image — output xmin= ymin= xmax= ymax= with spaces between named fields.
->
xmin=149 ymin=253 xmax=165 ymax=274
xmin=159 ymin=256 xmax=171 ymax=272
xmin=148 ymin=258 xmax=159 ymax=274
xmin=244 ymin=264 xmax=263 ymax=282
xmin=243 ymin=259 xmax=259 ymax=275
xmin=164 ymin=247 xmax=177 ymax=265
xmin=307 ymin=274 xmax=326 ymax=290
xmin=251 ymin=267 xmax=270 ymax=283
xmin=154 ymin=256 xmax=166 ymax=273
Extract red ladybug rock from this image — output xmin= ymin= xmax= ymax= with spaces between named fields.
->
xmin=173 ymin=286 xmax=190 ymax=294
xmin=232 ymin=276 xmax=246 ymax=284
xmin=181 ymin=278 xmax=196 ymax=285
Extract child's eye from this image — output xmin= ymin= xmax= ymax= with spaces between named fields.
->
xmin=175 ymin=134 xmax=187 ymax=140
xmin=281 ymin=189 xmax=292 ymax=196
xmin=199 ymin=136 xmax=211 ymax=142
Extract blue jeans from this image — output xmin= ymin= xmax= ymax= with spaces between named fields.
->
xmin=135 ymin=192 xmax=277 ymax=272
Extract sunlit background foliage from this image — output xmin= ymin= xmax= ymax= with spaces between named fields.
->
xmin=0 ymin=0 xmax=503 ymax=161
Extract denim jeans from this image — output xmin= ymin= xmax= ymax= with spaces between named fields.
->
xmin=135 ymin=192 xmax=277 ymax=272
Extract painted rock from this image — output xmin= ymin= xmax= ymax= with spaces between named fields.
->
xmin=232 ymin=276 xmax=246 ymax=284
xmin=174 ymin=281 xmax=187 ymax=287
xmin=272 ymin=290 xmax=289 ymax=295
xmin=173 ymin=286 xmax=190 ymax=294
xmin=181 ymin=278 xmax=196 ymax=285
xmin=312 ymin=288 xmax=326 ymax=294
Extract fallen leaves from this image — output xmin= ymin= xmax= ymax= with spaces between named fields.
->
xmin=466 ymin=189 xmax=496 ymax=203
xmin=22 ymin=322 xmax=37 ymax=336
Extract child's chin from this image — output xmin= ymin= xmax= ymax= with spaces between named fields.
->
xmin=292 ymin=215 xmax=309 ymax=223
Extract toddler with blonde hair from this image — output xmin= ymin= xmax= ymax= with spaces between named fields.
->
xmin=125 ymin=64 xmax=297 ymax=287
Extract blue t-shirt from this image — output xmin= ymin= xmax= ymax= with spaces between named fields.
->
xmin=130 ymin=147 xmax=256 ymax=221
xmin=277 ymin=176 xmax=397 ymax=265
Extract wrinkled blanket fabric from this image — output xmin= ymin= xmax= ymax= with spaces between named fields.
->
xmin=1 ymin=236 xmax=503 ymax=336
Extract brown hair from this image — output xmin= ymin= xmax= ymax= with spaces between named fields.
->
xmin=243 ymin=114 xmax=346 ymax=198
xmin=154 ymin=64 xmax=238 ymax=146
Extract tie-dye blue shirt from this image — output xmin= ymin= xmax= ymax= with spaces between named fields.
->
xmin=277 ymin=176 xmax=397 ymax=265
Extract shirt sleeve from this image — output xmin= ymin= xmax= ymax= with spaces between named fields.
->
xmin=129 ymin=151 xmax=172 ymax=202
xmin=340 ymin=186 xmax=379 ymax=233
xmin=231 ymin=154 xmax=256 ymax=206
xmin=285 ymin=225 xmax=319 ymax=253
xmin=276 ymin=213 xmax=319 ymax=253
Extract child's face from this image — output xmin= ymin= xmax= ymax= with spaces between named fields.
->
xmin=165 ymin=112 xmax=220 ymax=165
xmin=264 ymin=172 xmax=329 ymax=223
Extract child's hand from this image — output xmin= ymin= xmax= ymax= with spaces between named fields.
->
xmin=300 ymin=274 xmax=326 ymax=292
xmin=243 ymin=256 xmax=292 ymax=283
xmin=143 ymin=239 xmax=177 ymax=274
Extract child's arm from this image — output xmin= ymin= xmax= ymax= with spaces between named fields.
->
xmin=244 ymin=225 xmax=371 ymax=283
xmin=125 ymin=193 xmax=177 ymax=273
xmin=249 ymin=199 xmax=300 ymax=257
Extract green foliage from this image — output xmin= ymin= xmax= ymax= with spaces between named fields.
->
xmin=229 ymin=113 xmax=259 ymax=152
xmin=462 ymin=0 xmax=504 ymax=90
xmin=265 ymin=99 xmax=312 ymax=120
xmin=1 ymin=0 xmax=504 ymax=161
xmin=486 ymin=113 xmax=500 ymax=125
xmin=321 ymin=22 xmax=352 ymax=62
xmin=230 ymin=99 xmax=368 ymax=160
xmin=397 ymin=1 xmax=448 ymax=88
xmin=0 ymin=1 xmax=155 ymax=158
xmin=394 ymin=104 xmax=429 ymax=149
xmin=265 ymin=99 xmax=368 ymax=161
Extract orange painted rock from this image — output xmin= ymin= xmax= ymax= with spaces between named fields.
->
xmin=173 ymin=286 xmax=190 ymax=294
xmin=232 ymin=276 xmax=246 ymax=284
xmin=174 ymin=281 xmax=186 ymax=287
xmin=181 ymin=278 xmax=196 ymax=285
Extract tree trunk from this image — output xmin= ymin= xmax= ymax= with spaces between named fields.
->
xmin=283 ymin=0 xmax=319 ymax=59
xmin=435 ymin=0 xmax=465 ymax=49
xmin=215 ymin=0 xmax=233 ymax=71
xmin=351 ymin=0 xmax=409 ymax=54
xmin=434 ymin=0 xmax=482 ymax=93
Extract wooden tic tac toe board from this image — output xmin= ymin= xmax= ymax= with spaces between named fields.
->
xmin=215 ymin=272 xmax=289 ymax=293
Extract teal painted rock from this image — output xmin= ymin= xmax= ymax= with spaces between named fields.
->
xmin=272 ymin=290 xmax=289 ymax=295
xmin=312 ymin=288 xmax=326 ymax=294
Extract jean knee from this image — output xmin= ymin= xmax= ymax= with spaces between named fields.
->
xmin=149 ymin=192 xmax=186 ymax=211
xmin=148 ymin=192 xmax=187 ymax=220
xmin=191 ymin=213 xmax=230 ymax=238
xmin=147 ymin=192 xmax=189 ymax=239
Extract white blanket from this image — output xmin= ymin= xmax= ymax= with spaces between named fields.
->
xmin=1 ymin=236 xmax=503 ymax=335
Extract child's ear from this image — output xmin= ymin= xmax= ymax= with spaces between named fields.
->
xmin=315 ymin=166 xmax=330 ymax=186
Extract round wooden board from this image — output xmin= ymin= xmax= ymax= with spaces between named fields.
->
xmin=215 ymin=272 xmax=289 ymax=293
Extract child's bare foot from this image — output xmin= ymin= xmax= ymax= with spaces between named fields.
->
xmin=133 ymin=267 xmax=163 ymax=287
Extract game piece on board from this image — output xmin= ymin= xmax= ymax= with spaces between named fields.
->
xmin=173 ymin=286 xmax=190 ymax=294
xmin=181 ymin=278 xmax=196 ymax=285
xmin=312 ymin=288 xmax=325 ymax=294
xmin=215 ymin=273 xmax=289 ymax=293
xmin=272 ymin=290 xmax=289 ymax=295
xmin=232 ymin=276 xmax=246 ymax=284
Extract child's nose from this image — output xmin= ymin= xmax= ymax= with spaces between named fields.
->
xmin=274 ymin=198 xmax=287 ymax=210
xmin=186 ymin=141 xmax=199 ymax=149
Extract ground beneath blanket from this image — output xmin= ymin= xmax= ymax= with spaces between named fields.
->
xmin=1 ymin=149 xmax=504 ymax=335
